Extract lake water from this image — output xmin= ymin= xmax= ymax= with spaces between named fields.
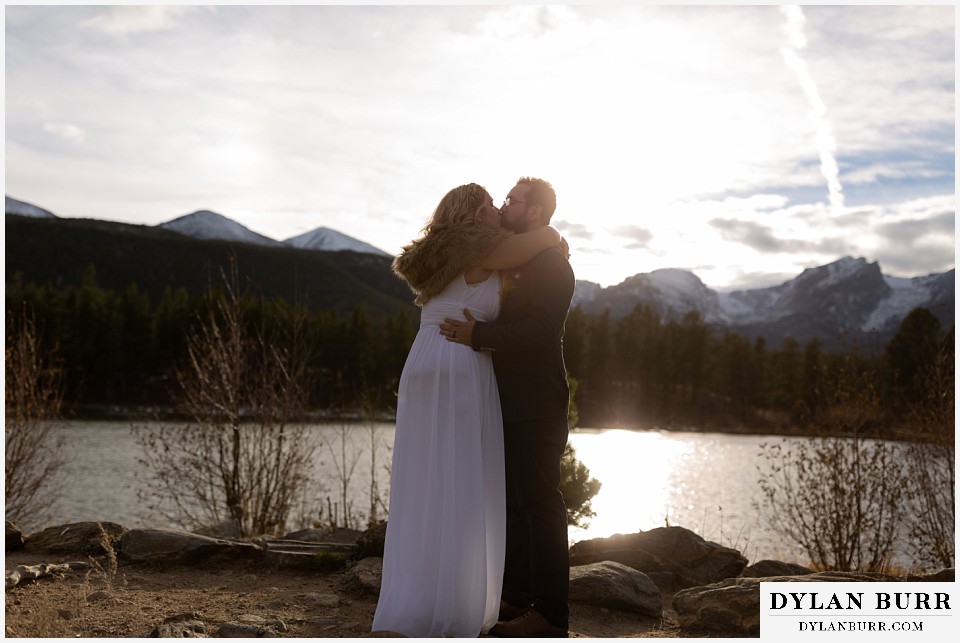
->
xmin=29 ymin=421 xmax=909 ymax=568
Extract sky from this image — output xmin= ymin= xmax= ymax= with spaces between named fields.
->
xmin=4 ymin=4 xmax=956 ymax=290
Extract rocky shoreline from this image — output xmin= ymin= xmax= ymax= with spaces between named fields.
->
xmin=5 ymin=520 xmax=954 ymax=638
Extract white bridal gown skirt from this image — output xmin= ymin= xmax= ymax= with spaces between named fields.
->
xmin=372 ymin=275 xmax=505 ymax=637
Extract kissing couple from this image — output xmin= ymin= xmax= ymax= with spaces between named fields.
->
xmin=372 ymin=177 xmax=575 ymax=638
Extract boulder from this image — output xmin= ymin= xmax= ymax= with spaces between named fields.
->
xmin=741 ymin=559 xmax=813 ymax=578
xmin=6 ymin=521 xmax=24 ymax=551
xmin=24 ymin=521 xmax=125 ymax=555
xmin=284 ymin=527 xmax=361 ymax=544
xmin=348 ymin=556 xmax=383 ymax=594
xmin=355 ymin=521 xmax=387 ymax=559
xmin=569 ymin=561 xmax=662 ymax=617
xmin=120 ymin=528 xmax=261 ymax=565
xmin=194 ymin=519 xmax=242 ymax=539
xmin=673 ymin=576 xmax=763 ymax=636
xmin=569 ymin=526 xmax=747 ymax=591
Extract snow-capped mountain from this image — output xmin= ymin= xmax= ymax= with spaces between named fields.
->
xmin=157 ymin=210 xmax=282 ymax=247
xmin=575 ymin=268 xmax=725 ymax=321
xmin=284 ymin=226 xmax=389 ymax=256
xmin=864 ymin=273 xmax=953 ymax=332
xmin=6 ymin=195 xmax=389 ymax=256
xmin=5 ymin=196 xmax=57 ymax=218
xmin=574 ymin=257 xmax=954 ymax=348
xmin=717 ymin=257 xmax=890 ymax=327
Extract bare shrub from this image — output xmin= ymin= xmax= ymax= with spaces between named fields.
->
xmin=135 ymin=264 xmax=317 ymax=537
xmin=321 ymin=421 xmax=363 ymax=529
xmin=756 ymin=363 xmax=908 ymax=572
xmin=902 ymin=333 xmax=955 ymax=570
xmin=5 ymin=308 xmax=66 ymax=527
xmin=361 ymin=391 xmax=390 ymax=528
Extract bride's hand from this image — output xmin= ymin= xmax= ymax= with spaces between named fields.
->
xmin=440 ymin=309 xmax=476 ymax=346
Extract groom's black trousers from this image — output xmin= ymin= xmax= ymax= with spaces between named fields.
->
xmin=501 ymin=415 xmax=570 ymax=629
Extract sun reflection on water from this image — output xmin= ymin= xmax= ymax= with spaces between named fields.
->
xmin=567 ymin=429 xmax=692 ymax=544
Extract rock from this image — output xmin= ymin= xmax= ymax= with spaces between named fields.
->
xmin=5 ymin=561 xmax=91 ymax=589
xmin=569 ymin=526 xmax=748 ymax=591
xmin=355 ymin=522 xmax=387 ymax=559
xmin=673 ymin=577 xmax=761 ymax=636
xmin=23 ymin=521 xmax=125 ymax=555
xmin=283 ymin=527 xmax=361 ymax=544
xmin=307 ymin=617 xmax=338 ymax=627
xmin=569 ymin=561 xmax=662 ymax=617
xmin=6 ymin=521 xmax=24 ymax=551
xmin=741 ymin=559 xmax=813 ymax=578
xmin=217 ymin=617 xmax=281 ymax=638
xmin=907 ymin=568 xmax=955 ymax=582
xmin=303 ymin=592 xmax=341 ymax=608
xmin=234 ymin=614 xmax=288 ymax=633
xmin=194 ymin=519 xmax=242 ymax=539
xmin=148 ymin=615 xmax=206 ymax=638
xmin=673 ymin=571 xmax=899 ymax=636
xmin=258 ymin=539 xmax=355 ymax=570
xmin=347 ymin=556 xmax=383 ymax=594
xmin=217 ymin=622 xmax=265 ymax=638
xmin=121 ymin=528 xmax=261 ymax=565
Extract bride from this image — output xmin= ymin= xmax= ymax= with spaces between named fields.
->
xmin=371 ymin=183 xmax=563 ymax=637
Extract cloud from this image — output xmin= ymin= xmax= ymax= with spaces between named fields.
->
xmin=43 ymin=122 xmax=86 ymax=144
xmin=556 ymin=221 xmax=593 ymax=241
xmin=876 ymin=211 xmax=954 ymax=242
xmin=708 ymin=216 xmax=849 ymax=257
xmin=613 ymin=225 xmax=654 ymax=250
xmin=709 ymin=218 xmax=791 ymax=253
xmin=871 ymin=208 xmax=955 ymax=277
xmin=81 ymin=6 xmax=199 ymax=36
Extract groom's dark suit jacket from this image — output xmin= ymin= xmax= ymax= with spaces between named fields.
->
xmin=471 ymin=246 xmax=575 ymax=422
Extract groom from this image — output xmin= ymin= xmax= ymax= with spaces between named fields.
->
xmin=441 ymin=176 xmax=575 ymax=637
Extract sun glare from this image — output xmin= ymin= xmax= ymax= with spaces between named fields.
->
xmin=567 ymin=429 xmax=692 ymax=542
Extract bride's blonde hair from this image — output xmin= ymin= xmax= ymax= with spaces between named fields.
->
xmin=393 ymin=182 xmax=510 ymax=306
xmin=424 ymin=183 xmax=487 ymax=232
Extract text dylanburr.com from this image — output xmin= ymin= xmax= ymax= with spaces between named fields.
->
xmin=761 ymin=582 xmax=954 ymax=639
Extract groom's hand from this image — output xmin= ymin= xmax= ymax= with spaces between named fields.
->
xmin=440 ymin=309 xmax=476 ymax=346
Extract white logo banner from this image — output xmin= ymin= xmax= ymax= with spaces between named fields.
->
xmin=761 ymin=582 xmax=954 ymax=641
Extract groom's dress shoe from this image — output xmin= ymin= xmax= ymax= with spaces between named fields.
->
xmin=498 ymin=600 xmax=528 ymax=622
xmin=489 ymin=609 xmax=568 ymax=638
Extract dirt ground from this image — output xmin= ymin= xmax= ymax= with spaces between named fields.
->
xmin=4 ymin=549 xmax=686 ymax=638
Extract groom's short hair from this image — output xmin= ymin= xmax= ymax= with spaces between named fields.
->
xmin=517 ymin=177 xmax=557 ymax=223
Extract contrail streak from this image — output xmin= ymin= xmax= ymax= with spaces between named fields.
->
xmin=780 ymin=5 xmax=845 ymax=211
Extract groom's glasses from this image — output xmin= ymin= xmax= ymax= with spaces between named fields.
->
xmin=502 ymin=197 xmax=530 ymax=207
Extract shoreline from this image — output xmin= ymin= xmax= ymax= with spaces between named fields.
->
xmin=60 ymin=404 xmax=926 ymax=442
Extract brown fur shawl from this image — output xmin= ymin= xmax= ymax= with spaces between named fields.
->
xmin=392 ymin=223 xmax=513 ymax=306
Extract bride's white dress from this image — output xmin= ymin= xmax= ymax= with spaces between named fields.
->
xmin=372 ymin=273 xmax=505 ymax=638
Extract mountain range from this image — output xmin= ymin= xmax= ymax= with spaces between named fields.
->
xmin=4 ymin=197 xmax=412 ymax=319
xmin=6 ymin=195 xmax=954 ymax=350
xmin=572 ymin=258 xmax=954 ymax=350
xmin=7 ymin=196 xmax=389 ymax=256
